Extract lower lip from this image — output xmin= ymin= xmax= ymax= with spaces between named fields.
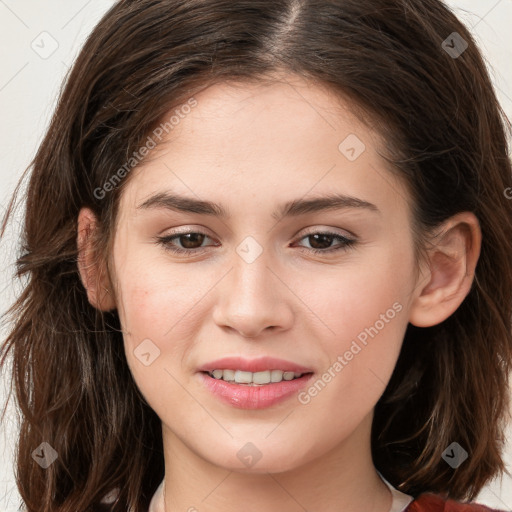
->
xmin=198 ymin=372 xmax=314 ymax=409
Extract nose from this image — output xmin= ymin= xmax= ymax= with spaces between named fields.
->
xmin=212 ymin=250 xmax=294 ymax=339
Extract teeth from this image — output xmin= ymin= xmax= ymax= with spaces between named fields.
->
xmin=235 ymin=370 xmax=253 ymax=384
xmin=222 ymin=369 xmax=235 ymax=381
xmin=270 ymin=369 xmax=283 ymax=382
xmin=208 ymin=369 xmax=304 ymax=385
xmin=212 ymin=369 xmax=224 ymax=379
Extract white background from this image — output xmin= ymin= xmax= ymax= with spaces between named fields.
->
xmin=0 ymin=1 xmax=511 ymax=510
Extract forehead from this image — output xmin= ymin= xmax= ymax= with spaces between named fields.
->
xmin=165 ymin=75 xmax=367 ymax=150
xmin=117 ymin=75 xmax=410 ymax=222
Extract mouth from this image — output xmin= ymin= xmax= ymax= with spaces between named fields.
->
xmin=197 ymin=355 xmax=313 ymax=375
xmin=196 ymin=355 xmax=315 ymax=409
xmin=202 ymin=369 xmax=311 ymax=386
xmin=198 ymin=370 xmax=314 ymax=409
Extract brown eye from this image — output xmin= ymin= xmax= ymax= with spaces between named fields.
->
xmin=307 ymin=233 xmax=336 ymax=250
xmin=294 ymin=231 xmax=356 ymax=254
xmin=156 ymin=231 xmax=215 ymax=255
xmin=176 ymin=232 xmax=207 ymax=249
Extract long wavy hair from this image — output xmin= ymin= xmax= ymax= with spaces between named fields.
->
xmin=1 ymin=0 xmax=512 ymax=510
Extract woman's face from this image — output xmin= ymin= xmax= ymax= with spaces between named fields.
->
xmin=110 ymin=75 xmax=422 ymax=473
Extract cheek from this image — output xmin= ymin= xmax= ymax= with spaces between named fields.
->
xmin=112 ymin=248 xmax=213 ymax=372
xmin=112 ymin=238 xmax=195 ymax=341
xmin=113 ymin=261 xmax=196 ymax=411
xmin=302 ymin=240 xmax=413 ymax=337
xmin=116 ymin=275 xmax=169 ymax=342
xmin=302 ymin=243 xmax=412 ymax=395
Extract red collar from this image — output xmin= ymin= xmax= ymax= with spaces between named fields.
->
xmin=406 ymin=492 xmax=506 ymax=512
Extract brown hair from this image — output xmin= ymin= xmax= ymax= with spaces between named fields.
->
xmin=1 ymin=0 xmax=512 ymax=510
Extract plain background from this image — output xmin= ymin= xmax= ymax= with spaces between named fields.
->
xmin=0 ymin=1 xmax=511 ymax=510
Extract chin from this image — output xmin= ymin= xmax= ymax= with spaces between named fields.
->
xmin=206 ymin=444 xmax=307 ymax=474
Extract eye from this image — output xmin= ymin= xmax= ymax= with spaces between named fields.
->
xmin=156 ymin=230 xmax=216 ymax=255
xmin=292 ymin=230 xmax=356 ymax=254
xmin=155 ymin=229 xmax=357 ymax=256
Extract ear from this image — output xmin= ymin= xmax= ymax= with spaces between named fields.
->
xmin=409 ymin=212 xmax=481 ymax=328
xmin=77 ymin=207 xmax=116 ymax=311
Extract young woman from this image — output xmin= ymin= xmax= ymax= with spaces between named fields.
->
xmin=1 ymin=1 xmax=511 ymax=511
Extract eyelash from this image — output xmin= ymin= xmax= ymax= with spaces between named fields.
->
xmin=155 ymin=229 xmax=356 ymax=256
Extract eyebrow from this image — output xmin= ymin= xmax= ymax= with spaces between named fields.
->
xmin=137 ymin=191 xmax=380 ymax=220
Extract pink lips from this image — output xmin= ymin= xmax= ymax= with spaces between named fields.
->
xmin=198 ymin=372 xmax=313 ymax=409
xmin=197 ymin=356 xmax=313 ymax=374
xmin=196 ymin=356 xmax=314 ymax=409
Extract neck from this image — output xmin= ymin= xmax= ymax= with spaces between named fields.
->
xmin=160 ymin=411 xmax=392 ymax=512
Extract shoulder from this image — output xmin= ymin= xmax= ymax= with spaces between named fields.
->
xmin=406 ymin=492 xmax=509 ymax=512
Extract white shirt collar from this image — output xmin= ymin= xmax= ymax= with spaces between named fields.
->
xmin=149 ymin=472 xmax=414 ymax=512
xmin=377 ymin=471 xmax=415 ymax=512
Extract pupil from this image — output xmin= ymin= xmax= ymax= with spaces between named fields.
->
xmin=309 ymin=234 xmax=332 ymax=249
xmin=181 ymin=233 xmax=205 ymax=249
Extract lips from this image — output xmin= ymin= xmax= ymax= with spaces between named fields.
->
xmin=197 ymin=355 xmax=314 ymax=374
xmin=198 ymin=371 xmax=315 ymax=409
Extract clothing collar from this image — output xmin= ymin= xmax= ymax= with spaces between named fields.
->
xmin=149 ymin=472 xmax=415 ymax=512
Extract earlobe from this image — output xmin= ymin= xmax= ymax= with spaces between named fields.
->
xmin=77 ymin=207 xmax=116 ymax=311
xmin=408 ymin=212 xmax=481 ymax=328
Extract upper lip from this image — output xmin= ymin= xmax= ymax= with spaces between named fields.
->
xmin=197 ymin=356 xmax=313 ymax=374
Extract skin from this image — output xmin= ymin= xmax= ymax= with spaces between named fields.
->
xmin=77 ymin=73 xmax=481 ymax=512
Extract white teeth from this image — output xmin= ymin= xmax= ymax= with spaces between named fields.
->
xmin=235 ymin=370 xmax=253 ymax=384
xmin=270 ymin=370 xmax=284 ymax=382
xmin=222 ymin=369 xmax=235 ymax=381
xmin=211 ymin=369 xmax=223 ymax=379
xmin=252 ymin=370 xmax=271 ymax=384
xmin=208 ymin=369 xmax=305 ymax=385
